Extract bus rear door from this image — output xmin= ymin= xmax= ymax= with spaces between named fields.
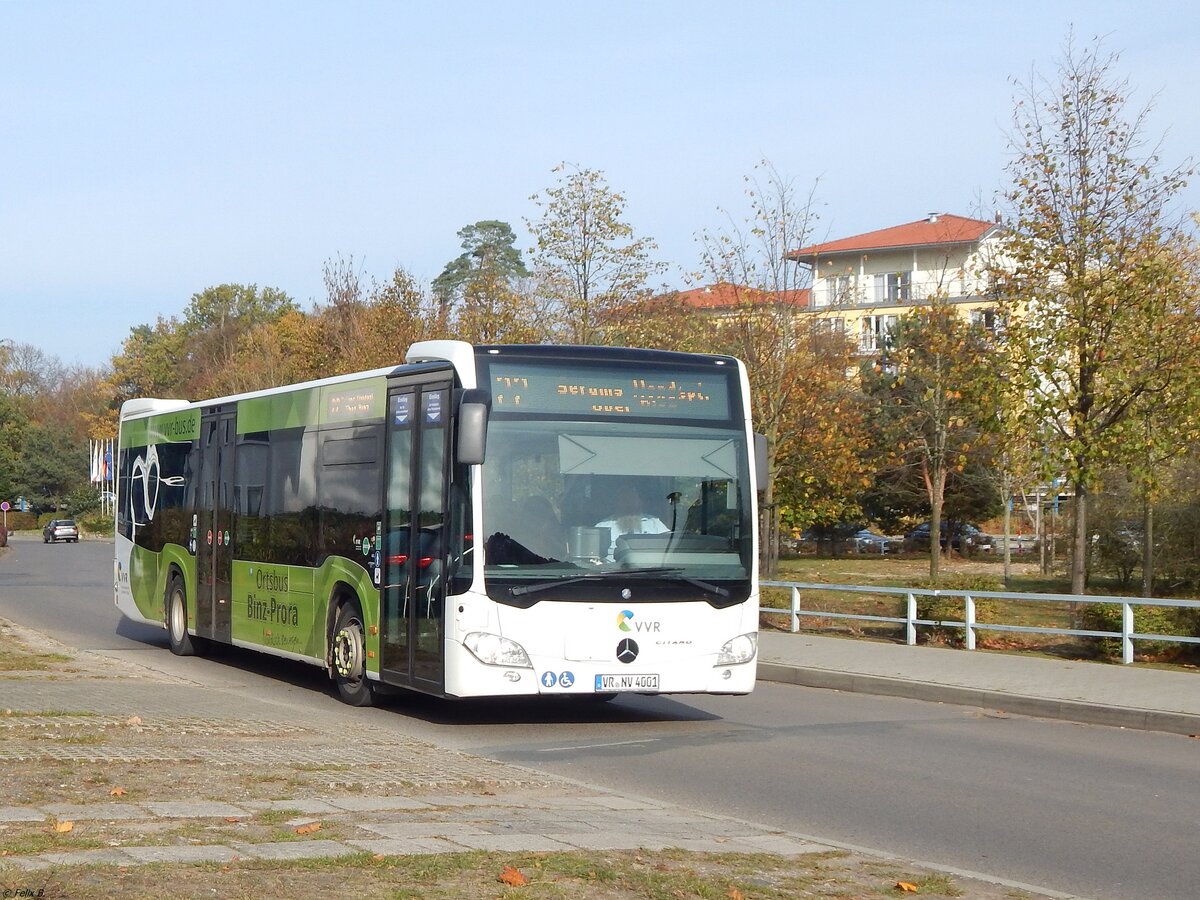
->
xmin=196 ymin=406 xmax=235 ymax=644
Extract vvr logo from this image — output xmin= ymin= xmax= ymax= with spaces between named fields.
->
xmin=616 ymin=609 xmax=661 ymax=633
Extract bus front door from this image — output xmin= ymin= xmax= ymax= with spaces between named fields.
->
xmin=381 ymin=381 xmax=451 ymax=692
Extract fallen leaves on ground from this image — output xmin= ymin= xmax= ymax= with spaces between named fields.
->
xmin=52 ymin=821 xmax=74 ymax=834
xmin=110 ymin=786 xmax=127 ymax=797
xmin=896 ymin=881 xmax=920 ymax=893
xmin=294 ymin=822 xmax=322 ymax=835
xmin=499 ymin=865 xmax=528 ymax=886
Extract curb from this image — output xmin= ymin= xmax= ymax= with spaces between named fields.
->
xmin=757 ymin=662 xmax=1200 ymax=736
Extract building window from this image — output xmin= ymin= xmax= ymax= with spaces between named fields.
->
xmin=970 ymin=307 xmax=1005 ymax=338
xmin=970 ymin=307 xmax=998 ymax=332
xmin=814 ymin=317 xmax=846 ymax=334
xmin=861 ymin=315 xmax=898 ymax=352
xmin=826 ymin=274 xmax=854 ymax=306
xmin=874 ymin=271 xmax=911 ymax=304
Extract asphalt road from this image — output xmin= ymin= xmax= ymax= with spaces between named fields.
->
xmin=3 ymin=534 xmax=1198 ymax=899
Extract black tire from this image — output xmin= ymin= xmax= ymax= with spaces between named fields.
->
xmin=331 ymin=600 xmax=374 ymax=707
xmin=166 ymin=574 xmax=198 ymax=656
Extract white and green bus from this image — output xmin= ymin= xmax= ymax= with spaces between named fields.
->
xmin=115 ymin=341 xmax=764 ymax=705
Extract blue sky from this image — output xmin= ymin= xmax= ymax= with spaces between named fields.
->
xmin=2 ymin=1 xmax=1197 ymax=369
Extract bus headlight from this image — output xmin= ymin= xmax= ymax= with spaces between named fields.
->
xmin=463 ymin=632 xmax=533 ymax=668
xmin=715 ymin=633 xmax=757 ymax=666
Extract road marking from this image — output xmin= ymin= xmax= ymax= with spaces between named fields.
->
xmin=536 ymin=738 xmax=661 ymax=753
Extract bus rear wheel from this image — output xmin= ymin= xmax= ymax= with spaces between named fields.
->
xmin=166 ymin=574 xmax=197 ymax=656
xmin=331 ymin=600 xmax=374 ymax=707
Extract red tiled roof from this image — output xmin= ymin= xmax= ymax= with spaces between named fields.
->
xmin=675 ymin=283 xmax=811 ymax=309
xmin=789 ymin=214 xmax=996 ymax=260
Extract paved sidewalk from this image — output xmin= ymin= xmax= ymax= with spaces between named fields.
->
xmin=0 ymin=630 xmax=839 ymax=876
xmin=9 ymin=600 xmax=1195 ymax=895
xmin=0 ymin=619 xmax=1075 ymax=897
xmin=1 ymin=788 xmax=836 ymax=872
xmin=758 ymin=630 xmax=1200 ymax=735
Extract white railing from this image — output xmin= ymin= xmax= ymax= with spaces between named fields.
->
xmin=760 ymin=581 xmax=1200 ymax=665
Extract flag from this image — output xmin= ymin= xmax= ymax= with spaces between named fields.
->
xmin=104 ymin=442 xmax=113 ymax=482
xmin=90 ymin=441 xmax=100 ymax=484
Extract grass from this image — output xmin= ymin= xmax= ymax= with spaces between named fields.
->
xmin=0 ymin=645 xmax=74 ymax=672
xmin=0 ymin=827 xmax=109 ymax=857
xmin=0 ymin=848 xmax=1029 ymax=899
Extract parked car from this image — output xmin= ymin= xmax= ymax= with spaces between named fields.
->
xmin=903 ymin=521 xmax=991 ymax=554
xmin=43 ymin=519 xmax=80 ymax=544
xmin=800 ymin=523 xmax=899 ymax=555
xmin=849 ymin=528 xmax=901 ymax=554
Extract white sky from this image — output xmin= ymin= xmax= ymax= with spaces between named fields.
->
xmin=2 ymin=0 xmax=1197 ymax=369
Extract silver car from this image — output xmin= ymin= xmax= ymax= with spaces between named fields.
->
xmin=43 ymin=519 xmax=80 ymax=543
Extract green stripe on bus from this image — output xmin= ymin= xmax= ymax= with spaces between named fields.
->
xmin=237 ymin=388 xmax=321 ymax=434
xmin=120 ymin=409 xmax=202 ymax=447
xmin=236 ymin=376 xmax=386 ymax=434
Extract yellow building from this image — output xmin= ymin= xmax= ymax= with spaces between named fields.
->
xmin=788 ymin=213 xmax=1002 ymax=353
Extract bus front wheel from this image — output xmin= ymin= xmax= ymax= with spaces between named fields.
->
xmin=331 ymin=600 xmax=374 ymax=707
xmin=166 ymin=575 xmax=197 ymax=656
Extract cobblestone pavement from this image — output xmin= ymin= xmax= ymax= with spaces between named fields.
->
xmin=3 ymin=788 xmax=839 ymax=871
xmin=0 ymin=623 xmax=838 ymax=873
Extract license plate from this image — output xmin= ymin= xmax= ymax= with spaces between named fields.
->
xmin=595 ymin=673 xmax=660 ymax=692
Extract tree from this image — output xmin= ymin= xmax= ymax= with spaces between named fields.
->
xmin=11 ymin=423 xmax=88 ymax=512
xmin=598 ymin=290 xmax=711 ymax=353
xmin=995 ymin=33 xmax=1197 ymax=594
xmin=108 ymin=283 xmax=296 ymax=401
xmin=1112 ymin=228 xmax=1200 ymax=594
xmin=432 ymin=221 xmax=543 ymax=343
xmin=108 ymin=317 xmax=191 ymax=402
xmin=772 ymin=329 xmax=868 ymax=539
xmin=696 ymin=161 xmax=864 ymax=573
xmin=181 ymin=283 xmax=297 ymax=395
xmin=527 ymin=164 xmax=665 ymax=343
xmin=861 ymin=306 xmax=1002 ymax=580
xmin=433 ymin=221 xmax=529 ymax=312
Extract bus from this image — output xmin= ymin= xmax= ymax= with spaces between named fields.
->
xmin=114 ymin=340 xmax=764 ymax=705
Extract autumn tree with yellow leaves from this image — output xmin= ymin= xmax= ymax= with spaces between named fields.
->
xmin=994 ymin=34 xmax=1199 ymax=593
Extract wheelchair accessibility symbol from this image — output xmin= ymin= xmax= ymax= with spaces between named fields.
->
xmin=540 ymin=671 xmax=575 ymax=689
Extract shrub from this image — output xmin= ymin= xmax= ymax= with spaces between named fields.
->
xmin=926 ymin=574 xmax=1006 ymax=593
xmin=3 ymin=511 xmax=37 ymax=531
xmin=76 ymin=512 xmax=114 ymax=537
xmin=1079 ymin=602 xmax=1180 ymax=660
xmin=915 ymin=575 xmax=1005 ymax=645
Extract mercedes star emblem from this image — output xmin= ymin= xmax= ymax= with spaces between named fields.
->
xmin=616 ymin=638 xmax=639 ymax=664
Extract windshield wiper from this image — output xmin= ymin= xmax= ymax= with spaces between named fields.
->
xmin=509 ymin=567 xmax=729 ymax=598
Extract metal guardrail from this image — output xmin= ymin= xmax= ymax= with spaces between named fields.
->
xmin=760 ymin=580 xmax=1200 ymax=665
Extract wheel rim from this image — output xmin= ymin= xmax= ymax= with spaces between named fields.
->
xmin=169 ymin=588 xmax=186 ymax=643
xmin=333 ymin=615 xmax=364 ymax=683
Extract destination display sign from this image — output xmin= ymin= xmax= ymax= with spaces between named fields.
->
xmin=487 ymin=361 xmax=732 ymax=420
xmin=326 ymin=385 xmax=379 ymax=423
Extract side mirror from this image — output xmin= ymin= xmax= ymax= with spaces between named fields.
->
xmin=457 ymin=389 xmax=491 ymax=465
xmin=754 ymin=433 xmax=768 ymax=492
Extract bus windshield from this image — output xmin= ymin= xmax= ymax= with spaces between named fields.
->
xmin=479 ymin=371 xmax=753 ymax=607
